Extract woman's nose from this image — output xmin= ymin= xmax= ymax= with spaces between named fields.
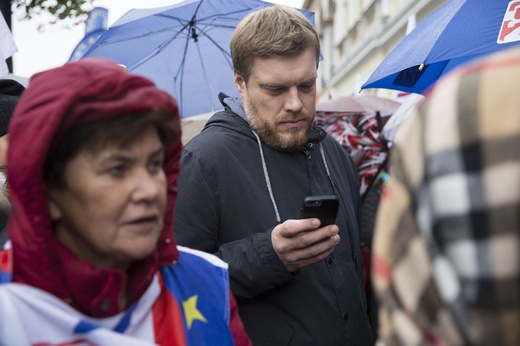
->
xmin=132 ymin=170 xmax=164 ymax=203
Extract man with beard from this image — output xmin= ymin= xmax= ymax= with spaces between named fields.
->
xmin=173 ymin=6 xmax=373 ymax=346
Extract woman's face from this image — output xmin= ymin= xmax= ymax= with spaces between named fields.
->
xmin=46 ymin=126 xmax=168 ymax=271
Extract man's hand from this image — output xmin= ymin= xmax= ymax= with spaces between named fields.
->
xmin=271 ymin=218 xmax=340 ymax=272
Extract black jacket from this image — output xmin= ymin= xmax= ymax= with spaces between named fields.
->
xmin=0 ymin=209 xmax=8 ymax=249
xmin=173 ymin=97 xmax=374 ymax=345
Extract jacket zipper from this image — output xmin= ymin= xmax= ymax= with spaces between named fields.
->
xmin=302 ymin=146 xmax=312 ymax=159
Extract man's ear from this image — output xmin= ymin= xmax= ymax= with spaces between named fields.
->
xmin=234 ymin=72 xmax=246 ymax=95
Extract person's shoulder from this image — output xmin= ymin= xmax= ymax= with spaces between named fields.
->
xmin=321 ymin=133 xmax=349 ymax=156
xmin=184 ymin=113 xmax=238 ymax=146
xmin=183 ymin=115 xmax=252 ymax=158
xmin=176 ymin=245 xmax=228 ymax=269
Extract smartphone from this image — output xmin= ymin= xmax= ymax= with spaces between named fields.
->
xmin=299 ymin=195 xmax=339 ymax=226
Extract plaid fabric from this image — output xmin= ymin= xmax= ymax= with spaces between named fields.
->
xmin=316 ymin=111 xmax=388 ymax=195
xmin=372 ymin=46 xmax=520 ymax=346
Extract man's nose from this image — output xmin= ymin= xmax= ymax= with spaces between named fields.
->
xmin=284 ymin=87 xmax=303 ymax=112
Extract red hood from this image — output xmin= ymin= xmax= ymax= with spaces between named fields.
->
xmin=7 ymin=58 xmax=181 ymax=317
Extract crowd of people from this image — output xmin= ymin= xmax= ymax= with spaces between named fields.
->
xmin=0 ymin=4 xmax=518 ymax=346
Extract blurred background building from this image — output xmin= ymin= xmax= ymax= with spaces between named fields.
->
xmin=302 ymin=0 xmax=448 ymax=102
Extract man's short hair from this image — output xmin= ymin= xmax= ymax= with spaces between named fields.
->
xmin=230 ymin=5 xmax=320 ymax=82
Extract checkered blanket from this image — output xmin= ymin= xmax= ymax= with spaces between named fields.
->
xmin=372 ymin=46 xmax=520 ymax=345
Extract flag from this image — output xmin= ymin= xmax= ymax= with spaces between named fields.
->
xmin=69 ymin=7 xmax=108 ymax=62
xmin=0 ymin=14 xmax=17 ymax=77
xmin=0 ymin=246 xmax=234 ymax=345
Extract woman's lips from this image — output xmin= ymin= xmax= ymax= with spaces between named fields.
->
xmin=123 ymin=215 xmax=160 ymax=233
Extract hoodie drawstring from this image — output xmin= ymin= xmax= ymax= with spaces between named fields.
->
xmin=320 ymin=144 xmax=360 ymax=271
xmin=252 ymin=130 xmax=282 ymax=224
xmin=252 ymin=132 xmax=359 ymax=270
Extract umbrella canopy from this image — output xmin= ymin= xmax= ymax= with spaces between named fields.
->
xmin=315 ymin=111 xmax=389 ymax=196
xmin=80 ymin=0 xmax=315 ymax=118
xmin=316 ymin=95 xmax=401 ymax=117
xmin=316 ymin=95 xmax=399 ymax=194
xmin=362 ymin=0 xmax=520 ymax=94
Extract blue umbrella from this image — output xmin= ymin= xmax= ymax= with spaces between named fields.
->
xmin=80 ymin=0 xmax=315 ymax=118
xmin=362 ymin=0 xmax=520 ymax=94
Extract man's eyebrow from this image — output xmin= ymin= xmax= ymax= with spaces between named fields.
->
xmin=300 ymin=76 xmax=318 ymax=84
xmin=258 ymin=82 xmax=283 ymax=88
xmin=259 ymin=77 xmax=317 ymax=88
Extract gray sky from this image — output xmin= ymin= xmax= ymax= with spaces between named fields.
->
xmin=11 ymin=0 xmax=304 ymax=78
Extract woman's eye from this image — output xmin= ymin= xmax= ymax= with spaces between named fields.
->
xmin=148 ymin=160 xmax=163 ymax=173
xmin=107 ymin=165 xmax=126 ymax=176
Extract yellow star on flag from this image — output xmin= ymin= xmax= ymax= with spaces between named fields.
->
xmin=182 ymin=295 xmax=207 ymax=329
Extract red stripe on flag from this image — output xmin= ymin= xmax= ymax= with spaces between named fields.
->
xmin=152 ymin=272 xmax=187 ymax=346
xmin=0 ymin=248 xmax=12 ymax=273
xmin=397 ymin=91 xmax=411 ymax=98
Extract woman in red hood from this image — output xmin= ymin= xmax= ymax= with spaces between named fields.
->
xmin=0 ymin=58 xmax=251 ymax=346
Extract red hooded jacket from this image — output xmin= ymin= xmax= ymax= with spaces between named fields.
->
xmin=6 ymin=58 xmax=250 ymax=345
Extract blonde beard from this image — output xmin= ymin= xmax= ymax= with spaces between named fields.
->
xmin=246 ymin=98 xmax=313 ymax=152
